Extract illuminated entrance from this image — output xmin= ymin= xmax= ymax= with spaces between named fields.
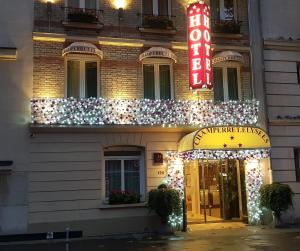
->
xmin=178 ymin=126 xmax=271 ymax=224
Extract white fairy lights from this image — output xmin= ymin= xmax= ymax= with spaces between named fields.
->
xmin=165 ymin=152 xmax=185 ymax=229
xmin=245 ymin=160 xmax=263 ymax=225
xmin=179 ymin=149 xmax=270 ymax=161
xmin=31 ymin=98 xmax=259 ymax=126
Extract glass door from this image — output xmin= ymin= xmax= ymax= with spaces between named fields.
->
xmin=198 ymin=160 xmax=242 ymax=223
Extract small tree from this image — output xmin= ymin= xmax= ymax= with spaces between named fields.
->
xmin=260 ymin=182 xmax=294 ymax=220
xmin=148 ymin=184 xmax=181 ymax=223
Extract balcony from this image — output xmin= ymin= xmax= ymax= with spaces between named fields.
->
xmin=31 ymin=98 xmax=259 ymax=128
xmin=62 ymin=7 xmax=104 ymax=30
xmin=211 ymin=19 xmax=242 ymax=34
xmin=138 ymin=14 xmax=176 ymax=35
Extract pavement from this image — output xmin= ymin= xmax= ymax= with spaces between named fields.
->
xmin=1 ymin=223 xmax=300 ymax=251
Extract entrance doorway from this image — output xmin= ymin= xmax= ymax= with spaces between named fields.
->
xmin=185 ymin=159 xmax=247 ymax=224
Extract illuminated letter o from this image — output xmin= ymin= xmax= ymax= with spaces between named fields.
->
xmin=204 ymin=30 xmax=210 ymax=42
xmin=190 ymin=29 xmax=201 ymax=42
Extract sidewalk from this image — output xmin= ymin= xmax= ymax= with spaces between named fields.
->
xmin=1 ymin=223 xmax=300 ymax=251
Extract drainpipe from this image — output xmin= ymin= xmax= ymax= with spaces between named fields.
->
xmin=247 ymin=0 xmax=268 ymax=132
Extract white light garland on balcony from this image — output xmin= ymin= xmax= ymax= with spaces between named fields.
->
xmin=31 ymin=98 xmax=259 ymax=126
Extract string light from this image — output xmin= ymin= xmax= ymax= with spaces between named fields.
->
xmin=31 ymin=98 xmax=259 ymax=126
xmin=165 ymin=152 xmax=184 ymax=229
xmin=179 ymin=149 xmax=270 ymax=161
xmin=245 ymin=160 xmax=263 ymax=225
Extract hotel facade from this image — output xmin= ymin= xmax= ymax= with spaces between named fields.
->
xmin=0 ymin=0 xmax=299 ymax=237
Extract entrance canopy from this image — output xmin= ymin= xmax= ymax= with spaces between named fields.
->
xmin=178 ymin=126 xmax=271 ymax=160
xmin=62 ymin=42 xmax=103 ymax=59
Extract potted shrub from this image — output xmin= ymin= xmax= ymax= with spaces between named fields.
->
xmin=68 ymin=10 xmax=98 ymax=23
xmin=212 ymin=19 xmax=241 ymax=34
xmin=142 ymin=15 xmax=174 ymax=30
xmin=148 ymin=184 xmax=182 ymax=230
xmin=109 ymin=190 xmax=140 ymax=205
xmin=260 ymin=182 xmax=294 ymax=226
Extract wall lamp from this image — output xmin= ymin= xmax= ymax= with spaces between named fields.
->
xmin=118 ymin=7 xmax=124 ymax=20
xmin=46 ymin=0 xmax=53 ymax=15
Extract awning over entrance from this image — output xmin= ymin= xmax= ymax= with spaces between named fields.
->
xmin=178 ymin=126 xmax=271 ymax=153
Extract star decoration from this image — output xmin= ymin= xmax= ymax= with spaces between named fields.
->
xmin=230 ymin=136 xmax=235 ymax=140
xmin=223 ymin=144 xmax=227 ymax=148
xmin=238 ymin=143 xmax=243 ymax=148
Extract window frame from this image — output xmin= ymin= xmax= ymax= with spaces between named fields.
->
xmin=65 ymin=0 xmax=99 ymax=9
xmin=219 ymin=0 xmax=237 ymax=21
xmin=64 ymin=54 xmax=100 ymax=98
xmin=297 ymin=62 xmax=300 ymax=84
xmin=142 ymin=58 xmax=174 ymax=100
xmin=294 ymin=148 xmax=300 ymax=182
xmin=213 ymin=61 xmax=242 ymax=101
xmin=142 ymin=0 xmax=172 ymax=17
xmin=104 ymin=154 xmax=146 ymax=202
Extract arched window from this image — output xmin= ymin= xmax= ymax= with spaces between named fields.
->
xmin=139 ymin=47 xmax=177 ymax=100
xmin=62 ymin=42 xmax=103 ymax=98
xmin=212 ymin=51 xmax=244 ymax=101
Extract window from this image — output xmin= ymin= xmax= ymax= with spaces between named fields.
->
xmin=67 ymin=0 xmax=97 ymax=9
xmin=142 ymin=0 xmax=171 ymax=17
xmin=66 ymin=55 xmax=99 ymax=98
xmin=143 ymin=59 xmax=173 ymax=100
xmin=104 ymin=147 xmax=145 ymax=201
xmin=295 ymin=149 xmax=300 ymax=181
xmin=211 ymin=0 xmax=236 ymax=21
xmin=213 ymin=63 xmax=241 ymax=101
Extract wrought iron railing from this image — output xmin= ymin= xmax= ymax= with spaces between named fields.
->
xmin=211 ymin=18 xmax=243 ymax=34
xmin=62 ymin=7 xmax=103 ymax=25
xmin=139 ymin=13 xmax=176 ymax=30
xmin=31 ymin=98 xmax=259 ymax=127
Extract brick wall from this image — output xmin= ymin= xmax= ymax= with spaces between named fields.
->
xmin=33 ymin=41 xmax=65 ymax=98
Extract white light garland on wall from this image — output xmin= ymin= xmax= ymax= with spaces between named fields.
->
xmin=31 ymin=98 xmax=259 ymax=126
xmin=165 ymin=152 xmax=185 ymax=229
xmin=245 ymin=160 xmax=263 ymax=225
xmin=179 ymin=149 xmax=270 ymax=161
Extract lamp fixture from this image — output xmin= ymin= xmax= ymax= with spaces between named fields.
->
xmin=118 ymin=7 xmax=124 ymax=20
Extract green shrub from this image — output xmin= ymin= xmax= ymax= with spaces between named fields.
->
xmin=148 ymin=185 xmax=181 ymax=223
xmin=260 ymin=182 xmax=294 ymax=219
xmin=109 ymin=190 xmax=140 ymax=205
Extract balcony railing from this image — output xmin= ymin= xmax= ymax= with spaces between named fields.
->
xmin=211 ymin=19 xmax=242 ymax=34
xmin=139 ymin=14 xmax=176 ymax=30
xmin=62 ymin=7 xmax=103 ymax=26
xmin=31 ymin=98 xmax=259 ymax=127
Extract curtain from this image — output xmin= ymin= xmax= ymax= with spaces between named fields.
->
xmin=67 ymin=60 xmax=80 ymax=98
xmin=213 ymin=67 xmax=224 ymax=101
xmin=68 ymin=0 xmax=80 ymax=8
xmin=124 ymin=160 xmax=140 ymax=194
xmin=158 ymin=0 xmax=168 ymax=16
xmin=85 ymin=0 xmax=96 ymax=9
xmin=105 ymin=160 xmax=122 ymax=197
xmin=143 ymin=65 xmax=155 ymax=99
xmin=143 ymin=0 xmax=153 ymax=15
xmin=159 ymin=65 xmax=171 ymax=100
xmin=227 ymin=68 xmax=239 ymax=100
xmin=85 ymin=61 xmax=97 ymax=98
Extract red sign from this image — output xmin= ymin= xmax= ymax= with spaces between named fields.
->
xmin=187 ymin=2 xmax=212 ymax=90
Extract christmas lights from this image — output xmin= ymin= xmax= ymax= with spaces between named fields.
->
xmin=179 ymin=149 xmax=270 ymax=161
xmin=245 ymin=160 xmax=263 ymax=225
xmin=165 ymin=152 xmax=184 ymax=229
xmin=31 ymin=98 xmax=259 ymax=126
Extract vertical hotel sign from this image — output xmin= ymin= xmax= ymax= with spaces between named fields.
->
xmin=187 ymin=2 xmax=212 ymax=90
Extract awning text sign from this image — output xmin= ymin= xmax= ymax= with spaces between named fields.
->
xmin=193 ymin=126 xmax=271 ymax=150
xmin=187 ymin=2 xmax=212 ymax=90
